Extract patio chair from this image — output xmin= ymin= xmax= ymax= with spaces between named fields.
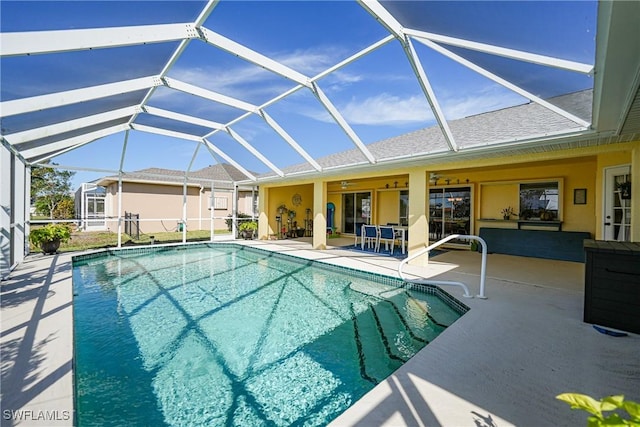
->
xmin=361 ymin=224 xmax=378 ymax=250
xmin=354 ymin=224 xmax=363 ymax=247
xmin=377 ymin=225 xmax=395 ymax=254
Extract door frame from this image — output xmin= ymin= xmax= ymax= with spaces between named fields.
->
xmin=602 ymin=164 xmax=631 ymax=241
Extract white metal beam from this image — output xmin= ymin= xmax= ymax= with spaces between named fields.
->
xmin=202 ymin=138 xmax=257 ymax=181
xmin=143 ymin=106 xmax=225 ymax=130
xmin=259 ymin=110 xmax=322 ymax=172
xmin=129 ymin=2 xmax=221 ymax=130
xmin=0 ymin=23 xmax=198 ymax=57
xmin=0 ymin=136 xmax=28 ymax=165
xmin=6 ymin=106 xmax=139 ymax=145
xmin=1 ymin=76 xmax=161 ymax=117
xmin=358 ymin=0 xmax=457 ymax=151
xmin=162 ymin=77 xmax=256 ymax=112
xmin=405 ymin=28 xmax=594 ymax=75
xmin=130 ymin=124 xmax=202 ymax=142
xmin=129 ymin=123 xmax=261 ymax=181
xmin=225 ymin=127 xmax=284 ymax=177
xmin=414 ymin=37 xmax=591 ymax=128
xmin=312 ymin=35 xmax=396 ymax=81
xmin=34 ymin=162 xmax=119 ymax=175
xmin=21 ymin=123 xmax=129 ymax=160
xmin=198 ymin=26 xmax=310 ymax=87
xmin=403 ymin=38 xmax=458 ymax=151
xmin=310 ymin=82 xmax=376 ymax=164
xmin=357 ymin=0 xmax=405 ymax=40
xmin=30 ymin=143 xmax=89 ymax=164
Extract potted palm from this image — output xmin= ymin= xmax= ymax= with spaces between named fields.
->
xmin=29 ymin=223 xmax=72 ymax=254
xmin=238 ymin=220 xmax=257 ymax=240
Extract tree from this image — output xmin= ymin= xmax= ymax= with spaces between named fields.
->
xmin=52 ymin=197 xmax=75 ymax=219
xmin=31 ymin=162 xmax=75 ymax=219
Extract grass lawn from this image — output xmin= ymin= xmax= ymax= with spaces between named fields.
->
xmin=29 ymin=229 xmax=232 ymax=254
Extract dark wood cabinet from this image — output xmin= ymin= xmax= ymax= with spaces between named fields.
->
xmin=583 ymin=240 xmax=640 ymax=334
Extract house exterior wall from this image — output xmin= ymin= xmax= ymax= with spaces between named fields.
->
xmin=266 ymin=184 xmax=314 ymax=236
xmin=237 ymin=190 xmax=257 ymax=217
xmin=259 ymin=142 xmax=639 ymax=256
xmin=104 ymin=182 xmax=234 ymax=234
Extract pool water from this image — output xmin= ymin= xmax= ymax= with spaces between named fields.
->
xmin=73 ymin=245 xmax=465 ymax=426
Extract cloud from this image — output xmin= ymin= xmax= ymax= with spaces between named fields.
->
xmin=440 ymin=86 xmax=526 ymax=120
xmin=340 ymin=93 xmax=434 ymax=125
xmin=163 ymin=43 xmax=528 ymax=129
xmin=299 ymin=85 xmax=528 ymax=127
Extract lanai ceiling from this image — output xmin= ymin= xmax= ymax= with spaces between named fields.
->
xmin=1 ymin=1 xmax=639 ymax=185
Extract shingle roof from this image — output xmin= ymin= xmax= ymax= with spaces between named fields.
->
xmin=95 ymin=163 xmax=252 ymax=189
xmin=258 ymin=89 xmax=594 ymax=178
xmin=95 ymin=90 xmax=594 ymax=185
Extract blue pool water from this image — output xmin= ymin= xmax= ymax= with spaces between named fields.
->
xmin=73 ymin=244 xmax=466 ymax=426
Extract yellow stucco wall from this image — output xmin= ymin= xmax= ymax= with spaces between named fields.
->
xmin=261 ymin=141 xmax=638 ymax=245
xmin=471 ymin=157 xmax=597 ymax=234
xmin=377 ymin=190 xmax=401 ymax=225
xmin=267 ymin=184 xmax=314 ymax=236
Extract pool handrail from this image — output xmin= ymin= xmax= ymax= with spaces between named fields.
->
xmin=398 ymin=234 xmax=488 ymax=299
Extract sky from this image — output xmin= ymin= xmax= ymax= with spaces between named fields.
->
xmin=0 ymin=1 xmax=597 ymax=191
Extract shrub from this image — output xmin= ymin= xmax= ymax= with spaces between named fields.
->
xmin=29 ymin=223 xmax=72 ymax=247
xmin=239 ymin=221 xmax=257 ymax=231
xmin=226 ymin=213 xmax=252 ymax=232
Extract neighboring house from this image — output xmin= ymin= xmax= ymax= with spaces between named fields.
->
xmin=74 ymin=182 xmax=107 ymax=231
xmin=258 ymin=89 xmax=639 ymax=261
xmin=83 ymin=164 xmax=257 ymax=234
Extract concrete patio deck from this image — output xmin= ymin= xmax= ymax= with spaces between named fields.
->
xmin=1 ymin=238 xmax=638 ymax=426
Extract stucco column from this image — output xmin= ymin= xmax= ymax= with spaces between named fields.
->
xmin=312 ymin=180 xmax=327 ymax=250
xmin=631 ymin=142 xmax=640 ymax=242
xmin=258 ymin=186 xmax=269 ymax=240
xmin=408 ymin=169 xmax=429 ymax=265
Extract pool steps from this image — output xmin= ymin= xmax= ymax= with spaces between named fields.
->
xmin=349 ymin=283 xmax=448 ymax=385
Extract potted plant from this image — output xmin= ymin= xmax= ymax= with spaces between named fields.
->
xmin=500 ymin=206 xmax=516 ymax=220
xmin=539 ymin=208 xmax=554 ymax=221
xmin=238 ymin=220 xmax=257 ymax=240
xmin=29 ymin=223 xmax=72 ymax=254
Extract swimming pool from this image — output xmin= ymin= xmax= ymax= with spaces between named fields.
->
xmin=73 ymin=244 xmax=467 ymax=426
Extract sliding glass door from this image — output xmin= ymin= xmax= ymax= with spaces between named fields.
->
xmin=342 ymin=192 xmax=371 ymax=234
xmin=429 ymin=186 xmax=471 ymax=243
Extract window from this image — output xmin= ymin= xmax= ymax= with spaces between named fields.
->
xmin=211 ymin=196 xmax=228 ymax=210
xmin=519 ymin=182 xmax=558 ymax=220
xmin=342 ymin=192 xmax=371 ymax=234
xmin=399 ymin=190 xmax=409 ymax=226
xmin=429 ymin=186 xmax=471 ymax=242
